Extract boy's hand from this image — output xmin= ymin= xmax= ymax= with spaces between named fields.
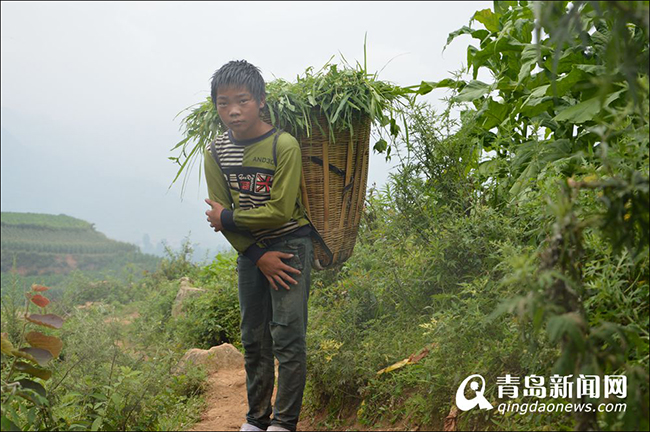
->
xmin=205 ymin=198 xmax=225 ymax=232
xmin=256 ymin=252 xmax=302 ymax=291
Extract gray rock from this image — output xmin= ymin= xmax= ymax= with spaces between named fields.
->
xmin=171 ymin=277 xmax=206 ymax=318
xmin=174 ymin=343 xmax=244 ymax=375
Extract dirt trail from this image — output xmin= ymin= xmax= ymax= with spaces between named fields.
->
xmin=188 ymin=364 xmax=436 ymax=431
xmin=185 ymin=361 xmax=417 ymax=432
xmin=188 ymin=362 xmax=318 ymax=431
xmin=188 ymin=366 xmax=252 ymax=431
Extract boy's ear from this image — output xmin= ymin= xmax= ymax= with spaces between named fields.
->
xmin=258 ymin=96 xmax=266 ymax=110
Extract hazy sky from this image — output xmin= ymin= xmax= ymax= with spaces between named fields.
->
xmin=1 ymin=1 xmax=491 ymax=254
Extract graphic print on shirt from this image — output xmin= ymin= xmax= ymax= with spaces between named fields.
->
xmin=221 ymin=170 xmax=274 ymax=197
xmin=210 ymin=132 xmax=301 ymax=243
xmin=255 ymin=173 xmax=273 ymax=193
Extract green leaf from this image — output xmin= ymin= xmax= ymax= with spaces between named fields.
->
xmin=1 ymin=335 xmax=15 ymax=355
xmin=471 ymin=29 xmax=491 ymax=41
xmin=573 ymin=64 xmax=606 ymax=75
xmin=373 ymin=139 xmax=388 ymax=153
xmin=445 ymin=25 xmax=475 ymax=47
xmin=510 ymin=141 xmax=537 ymax=172
xmin=468 ymin=39 xmax=496 ymax=74
xmin=547 ymin=312 xmax=586 ymax=351
xmin=552 ymin=345 xmax=578 ymax=375
xmin=532 ymin=306 xmax=545 ymax=333
xmin=544 ymin=48 xmax=593 ymax=75
xmin=549 ymin=67 xmax=586 ymax=97
xmin=91 ymin=417 xmax=103 ymax=432
xmin=16 ymin=378 xmax=47 ymax=399
xmin=494 ymin=34 xmax=525 ymax=52
xmin=539 ymin=139 xmax=573 ymax=165
xmin=517 ymin=44 xmax=543 ymax=85
xmin=473 ymin=8 xmax=501 ymax=32
xmin=477 ymin=158 xmax=502 ymax=176
xmin=1 ymin=415 xmax=20 ymax=432
xmin=493 ymin=0 xmax=517 ymax=14
xmin=331 ymin=93 xmax=350 ymax=124
xmin=412 ymin=79 xmax=459 ymax=96
xmin=478 ymin=99 xmax=509 ymax=130
xmin=553 ymin=89 xmax=624 ymax=123
xmin=14 ymin=361 xmax=52 ymax=380
xmin=455 ymin=80 xmax=492 ymax=102
xmin=389 ymin=118 xmax=400 ymax=136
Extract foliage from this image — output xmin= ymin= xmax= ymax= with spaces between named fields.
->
xmin=1 ymin=212 xmax=95 ymax=231
xmin=1 ymin=238 xmax=212 ymax=431
xmin=424 ymin=1 xmax=648 ymax=210
xmin=1 ymin=284 xmax=65 ymax=430
xmin=301 ymin=4 xmax=648 ymax=429
xmin=0 ymin=212 xmax=160 ymax=277
xmin=169 ymin=253 xmax=242 ymax=350
xmin=45 ymin=304 xmax=205 ymax=431
xmin=425 ymin=2 xmax=649 ymax=429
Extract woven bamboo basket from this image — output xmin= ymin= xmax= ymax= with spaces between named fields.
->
xmin=263 ymin=108 xmax=372 ymax=269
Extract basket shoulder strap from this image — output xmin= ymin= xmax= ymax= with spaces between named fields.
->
xmin=209 ymin=139 xmax=222 ymax=169
xmin=272 ymin=129 xmax=283 ymax=167
xmin=209 ymin=138 xmax=235 ymax=203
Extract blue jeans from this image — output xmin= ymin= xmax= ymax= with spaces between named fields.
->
xmin=237 ymin=235 xmax=313 ymax=431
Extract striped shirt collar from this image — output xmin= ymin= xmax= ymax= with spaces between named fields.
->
xmin=227 ymin=127 xmax=276 ymax=146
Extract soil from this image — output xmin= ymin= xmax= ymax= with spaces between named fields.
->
xmin=188 ymin=363 xmax=289 ymax=431
xmin=185 ymin=362 xmax=421 ymax=432
xmin=187 ymin=366 xmax=252 ymax=431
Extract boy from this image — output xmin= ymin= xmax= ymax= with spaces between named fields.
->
xmin=204 ymin=60 xmax=314 ymax=432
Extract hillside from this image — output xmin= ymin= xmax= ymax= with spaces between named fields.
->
xmin=1 ymin=212 xmax=159 ymax=275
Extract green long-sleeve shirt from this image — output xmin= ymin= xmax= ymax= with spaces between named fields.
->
xmin=204 ymin=128 xmax=310 ymax=263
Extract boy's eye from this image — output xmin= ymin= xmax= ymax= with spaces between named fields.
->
xmin=239 ymin=99 xmax=249 ymax=104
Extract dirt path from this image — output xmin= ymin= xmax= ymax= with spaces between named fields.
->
xmin=188 ymin=366 xmax=252 ymax=431
xmin=184 ymin=361 xmax=411 ymax=432
xmin=188 ymin=361 xmax=315 ymax=431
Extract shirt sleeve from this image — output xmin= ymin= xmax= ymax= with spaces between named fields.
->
xmin=204 ymin=145 xmax=267 ymax=264
xmin=222 ymin=134 xmax=302 ymax=231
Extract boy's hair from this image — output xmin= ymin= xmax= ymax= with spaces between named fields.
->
xmin=210 ymin=60 xmax=266 ymax=106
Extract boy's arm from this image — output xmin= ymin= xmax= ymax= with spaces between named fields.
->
xmin=220 ymin=135 xmax=302 ymax=231
xmin=204 ymin=148 xmax=268 ymax=264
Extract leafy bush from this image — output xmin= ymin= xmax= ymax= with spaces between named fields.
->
xmin=169 ymin=253 xmax=241 ymax=350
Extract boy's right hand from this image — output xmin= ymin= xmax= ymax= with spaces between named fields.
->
xmin=256 ymin=251 xmax=302 ymax=291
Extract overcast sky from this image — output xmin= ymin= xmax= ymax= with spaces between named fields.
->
xmin=1 ymin=1 xmax=491 ymax=255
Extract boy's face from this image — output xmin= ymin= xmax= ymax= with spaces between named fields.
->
xmin=215 ymin=86 xmax=265 ymax=135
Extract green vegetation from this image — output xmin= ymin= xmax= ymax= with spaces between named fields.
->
xmin=1 ymin=213 xmax=94 ymax=231
xmin=1 ymin=213 xmax=160 ymax=295
xmin=1 ymin=243 xmax=211 ymax=431
xmin=1 ymin=212 xmax=137 ymax=260
xmin=1 ymin=284 xmax=64 ymax=431
xmin=298 ymin=2 xmax=649 ymax=431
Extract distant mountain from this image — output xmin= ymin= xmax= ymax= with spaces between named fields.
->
xmin=1 ymin=212 xmax=159 ymax=275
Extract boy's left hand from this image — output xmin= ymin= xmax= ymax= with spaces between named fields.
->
xmin=205 ymin=199 xmax=225 ymax=232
